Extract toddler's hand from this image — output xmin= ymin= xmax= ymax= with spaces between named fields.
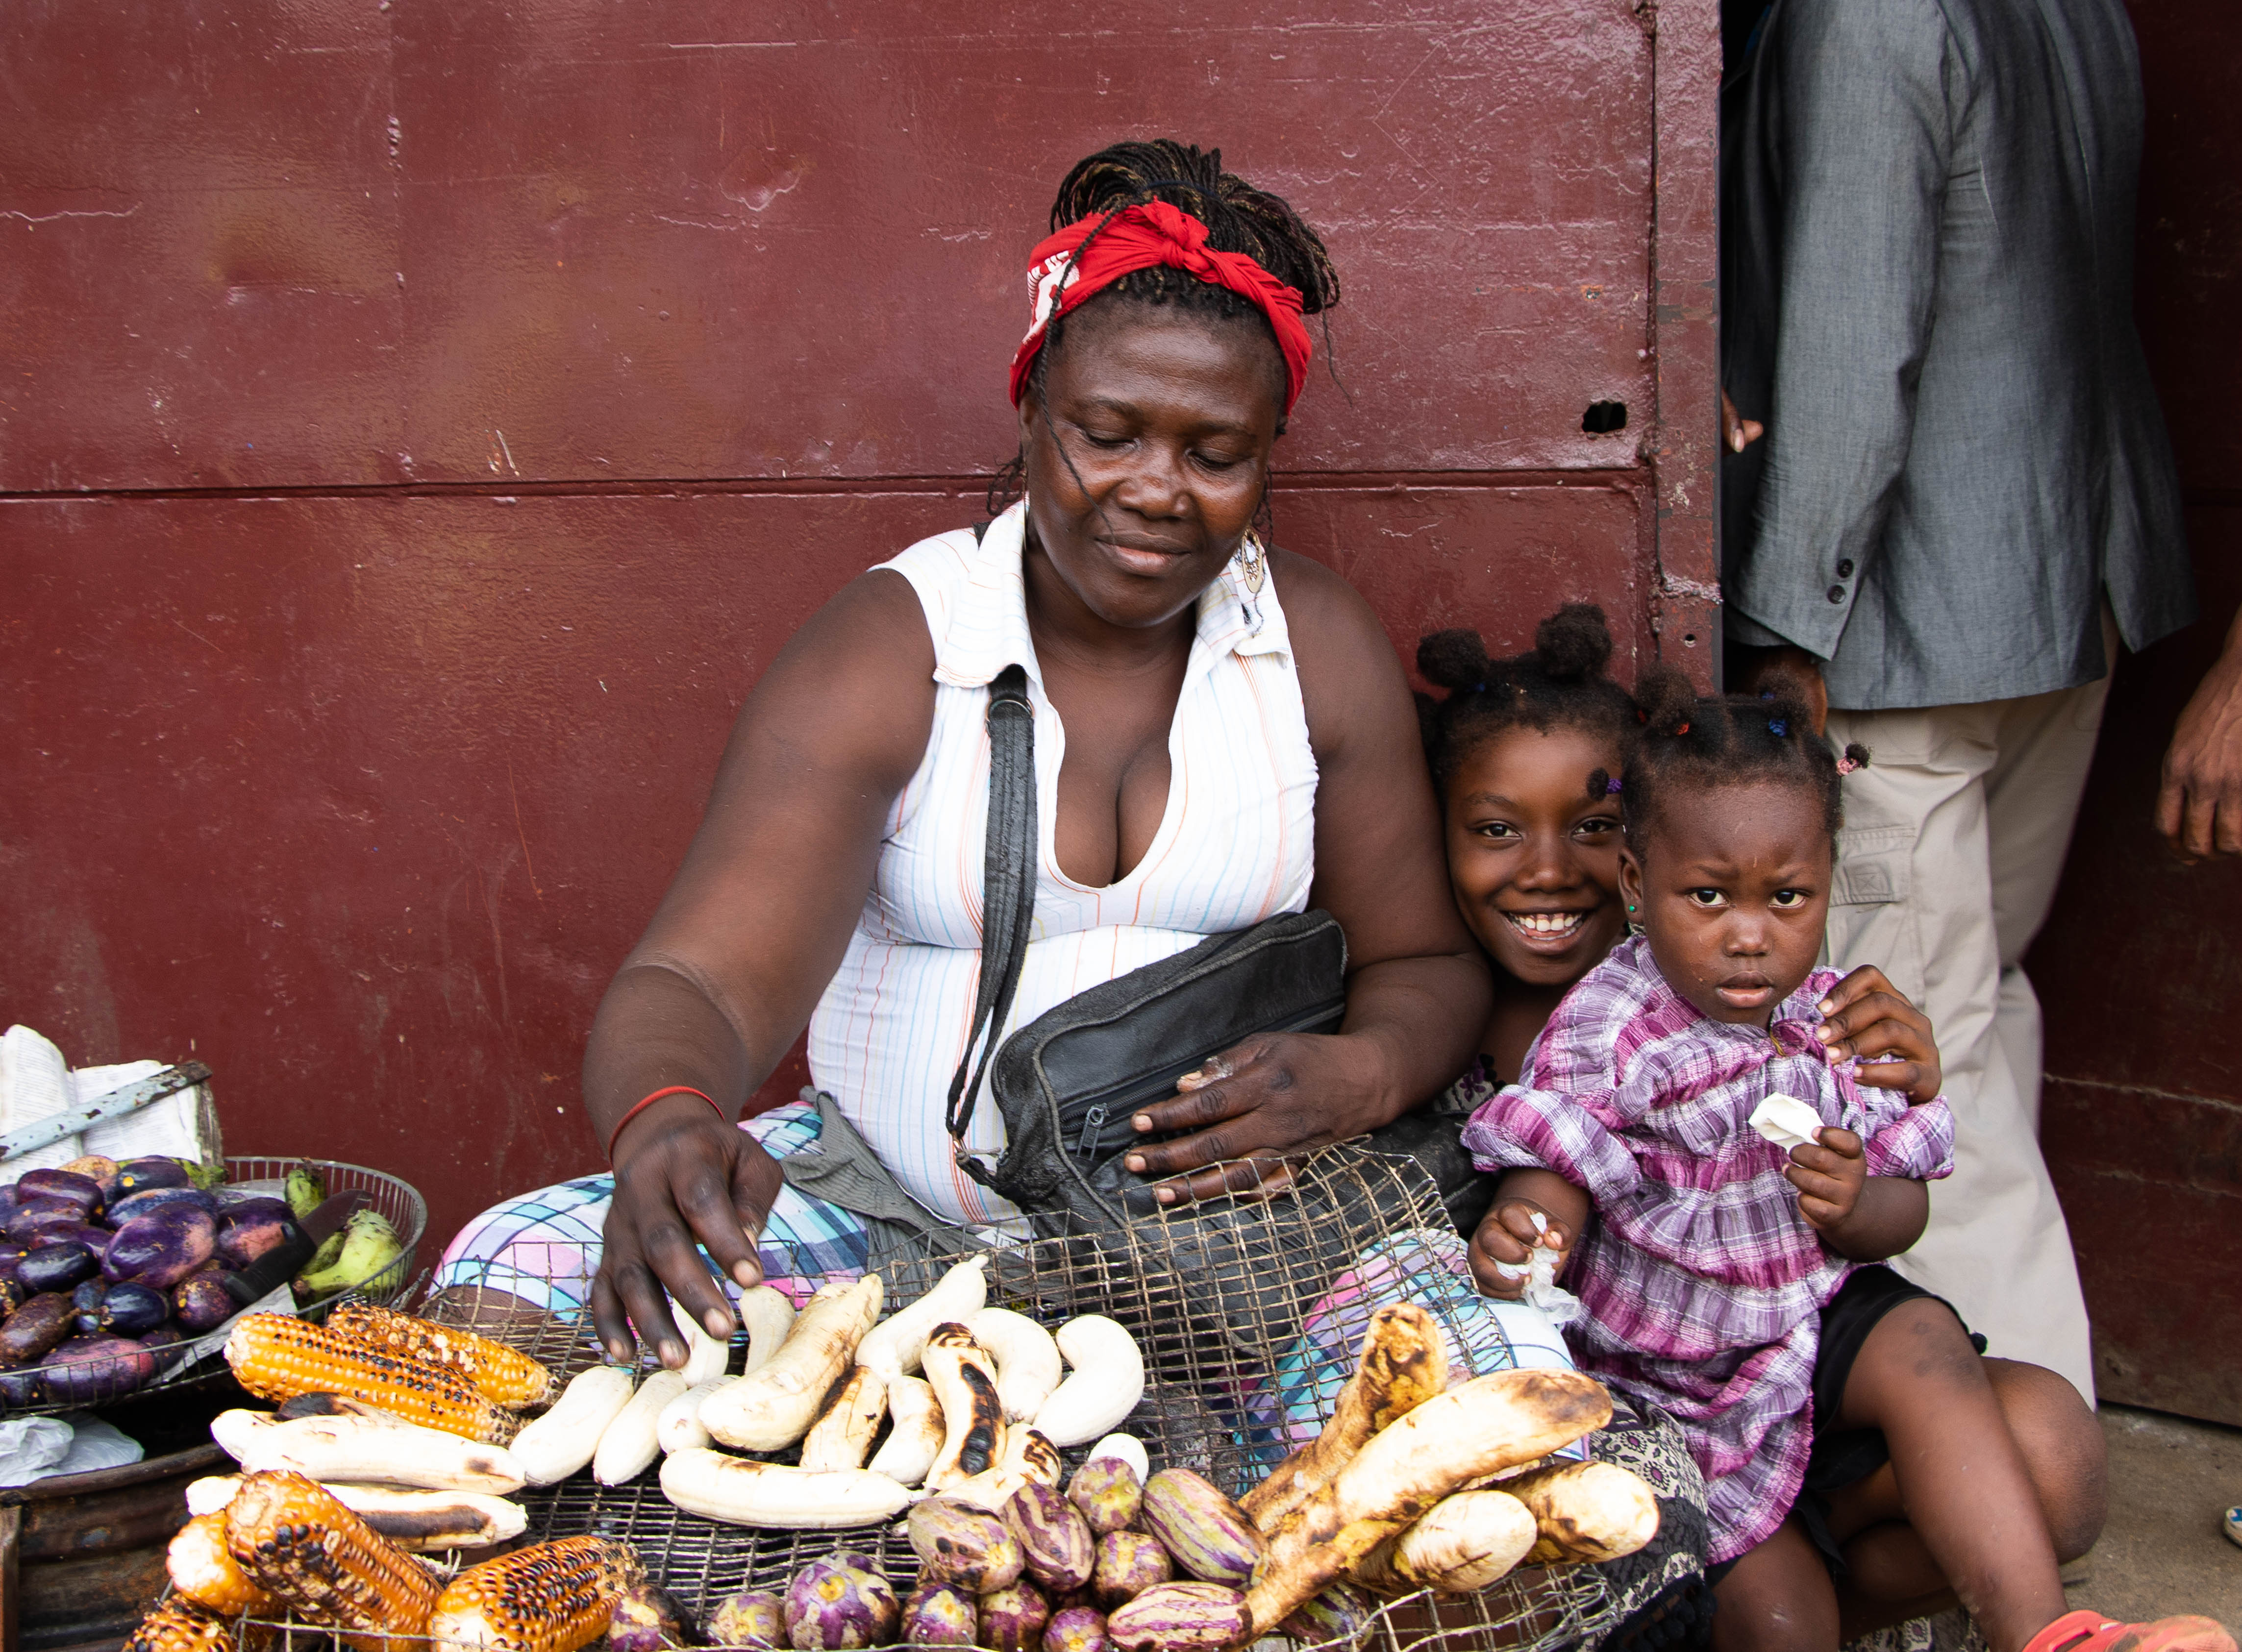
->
xmin=1816 ymin=966 xmax=1943 ymax=1104
xmin=1787 ymin=1126 xmax=1868 ymax=1231
xmin=1471 ymin=1199 xmax=1570 ymax=1300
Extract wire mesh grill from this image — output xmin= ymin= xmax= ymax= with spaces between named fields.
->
xmin=0 ymin=1156 xmax=424 ymax=1417
xmin=423 ymin=1146 xmax=1621 ymax=1652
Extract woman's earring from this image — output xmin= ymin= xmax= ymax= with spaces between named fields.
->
xmin=1234 ymin=529 xmax=1267 ymax=596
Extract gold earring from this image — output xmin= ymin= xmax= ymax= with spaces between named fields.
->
xmin=1235 ymin=530 xmax=1267 ymax=595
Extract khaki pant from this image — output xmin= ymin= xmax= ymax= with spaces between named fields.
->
xmin=1823 ymin=651 xmax=2113 ymax=1405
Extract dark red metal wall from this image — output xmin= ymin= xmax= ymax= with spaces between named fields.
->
xmin=2 ymin=0 xmax=1719 ymax=1255
xmin=2030 ymin=0 xmax=2242 ymax=1424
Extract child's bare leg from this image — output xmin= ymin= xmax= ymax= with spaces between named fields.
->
xmin=1826 ymin=1358 xmax=2106 ymax=1637
xmin=1833 ymin=1302 xmax=2071 ymax=1652
xmin=1712 ymin=1521 xmax=1839 ymax=1652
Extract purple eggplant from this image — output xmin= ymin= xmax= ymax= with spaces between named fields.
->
xmin=41 ymin=1332 xmax=154 ymax=1404
xmin=0 ymin=1292 xmax=76 ymax=1367
xmin=101 ymin=1205 xmax=216 ymax=1290
xmin=704 ymin=1589 xmax=786 ymax=1649
xmin=13 ymin=1169 xmax=102 ymax=1217
xmin=978 ymin=1580 xmax=1052 ymax=1652
xmin=171 ymin=1273 xmax=235 ymax=1333
xmin=1044 ymin=1605 xmax=1110 ymax=1652
xmin=140 ymin=1324 xmax=184 ymax=1349
xmin=4 ymin=1201 xmax=89 ymax=1247
xmin=51 ymin=1223 xmax=113 ymax=1256
xmin=105 ymin=1185 xmax=216 ymax=1226
xmin=100 ymin=1158 xmax=192 ymax=1204
xmin=0 ymin=1365 xmax=43 ymax=1405
xmin=215 ymin=1200 xmax=300 ymax=1269
xmin=784 ymin=1556 xmax=900 ymax=1652
xmin=73 ymin=1278 xmax=109 ymax=1333
xmin=903 ymin=1581 xmax=982 ymax=1648
xmin=20 ymin=1241 xmax=99 ymax=1295
xmin=99 ymin=1280 xmax=170 ymax=1336
xmin=609 ymin=1583 xmax=702 ymax=1652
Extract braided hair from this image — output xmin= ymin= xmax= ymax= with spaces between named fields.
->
xmin=991 ymin=140 xmax=1341 ymax=515
xmin=1623 ymin=666 xmax=1871 ymax=851
xmin=1416 ymin=605 xmax=1639 ymax=799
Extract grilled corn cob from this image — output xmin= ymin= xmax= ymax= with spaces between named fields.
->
xmin=328 ymin=1303 xmax=558 ymax=1408
xmin=169 ymin=1511 xmax=280 ymax=1617
xmin=123 ymin=1599 xmax=236 ymax=1652
xmin=224 ymin=1314 xmax=516 ymax=1442
xmin=427 ymin=1535 xmax=643 ymax=1652
xmin=223 ymin=1469 xmax=442 ymax=1652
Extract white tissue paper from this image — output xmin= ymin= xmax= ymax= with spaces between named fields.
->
xmin=1497 ymin=1209 xmax=1583 ymax=1327
xmin=0 ymin=1417 xmax=76 ymax=1486
xmin=52 ymin=1416 xmax=145 ymax=1477
xmin=1748 ymin=1092 xmax=1827 ymax=1152
xmin=0 ymin=1416 xmax=146 ymax=1486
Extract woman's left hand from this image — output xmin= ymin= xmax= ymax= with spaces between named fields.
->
xmin=1815 ymin=964 xmax=1942 ymax=1104
xmin=1120 ymin=1030 xmax=1393 ymax=1206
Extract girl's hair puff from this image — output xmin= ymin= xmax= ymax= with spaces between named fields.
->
xmin=1416 ymin=604 xmax=1639 ymax=798
xmin=1623 ymin=665 xmax=1872 ymax=849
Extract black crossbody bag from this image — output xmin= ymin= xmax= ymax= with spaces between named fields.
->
xmin=940 ymin=664 xmax=1493 ymax=1239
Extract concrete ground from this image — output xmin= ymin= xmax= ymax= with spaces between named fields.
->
xmin=2063 ymin=1405 xmax=2242 ymax=1635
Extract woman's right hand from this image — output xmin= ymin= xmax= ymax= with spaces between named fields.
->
xmin=591 ymin=1095 xmax=782 ymax=1368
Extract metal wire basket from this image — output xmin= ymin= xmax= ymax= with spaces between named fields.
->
xmin=422 ymin=1146 xmax=1622 ymax=1652
xmin=0 ymin=1156 xmax=424 ymax=1417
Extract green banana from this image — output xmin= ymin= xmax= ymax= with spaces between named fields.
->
xmin=295 ymin=1230 xmax=345 ymax=1285
xmin=295 ymin=1208 xmax=402 ymax=1296
xmin=284 ymin=1164 xmax=327 ymax=1220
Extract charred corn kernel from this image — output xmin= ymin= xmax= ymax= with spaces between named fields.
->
xmin=327 ymin=1303 xmax=556 ymax=1408
xmin=223 ymin=1469 xmax=441 ymax=1652
xmin=224 ymin=1314 xmax=515 ymax=1442
xmin=124 ymin=1599 xmax=236 ymax=1652
xmin=169 ymin=1511 xmax=279 ymax=1617
xmin=427 ymin=1535 xmax=644 ymax=1652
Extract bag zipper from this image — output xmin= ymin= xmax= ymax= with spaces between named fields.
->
xmin=1075 ymin=1104 xmax=1107 ymax=1159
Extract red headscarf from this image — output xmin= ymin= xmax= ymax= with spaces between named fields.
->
xmin=1007 ymin=200 xmax=1313 ymax=414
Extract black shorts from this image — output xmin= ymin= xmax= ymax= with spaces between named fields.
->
xmin=1709 ymin=1264 xmax=1986 ymax=1582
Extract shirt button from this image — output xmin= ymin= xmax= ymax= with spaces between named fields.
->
xmin=1827 ymin=585 xmax=1846 ymax=603
xmin=1836 ymin=559 xmax=1855 ymax=577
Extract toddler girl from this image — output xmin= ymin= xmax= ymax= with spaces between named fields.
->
xmin=1462 ymin=674 xmax=2219 ymax=1652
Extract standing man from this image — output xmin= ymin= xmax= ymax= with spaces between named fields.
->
xmin=1718 ymin=0 xmax=2192 ymax=1403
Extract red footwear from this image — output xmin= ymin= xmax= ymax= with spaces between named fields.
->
xmin=2020 ymin=1610 xmax=2238 ymax=1652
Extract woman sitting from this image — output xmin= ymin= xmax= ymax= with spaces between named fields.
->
xmin=437 ymin=139 xmax=1491 ymax=1365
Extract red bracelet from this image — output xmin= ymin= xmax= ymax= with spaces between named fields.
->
xmin=606 ymin=1085 xmax=725 ymax=1165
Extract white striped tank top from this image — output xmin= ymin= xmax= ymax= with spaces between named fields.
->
xmin=804 ymin=502 xmax=1320 ymax=1231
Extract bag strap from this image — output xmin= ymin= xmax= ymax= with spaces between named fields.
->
xmin=944 ymin=662 xmax=1037 ymax=1176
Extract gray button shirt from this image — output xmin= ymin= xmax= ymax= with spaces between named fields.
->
xmin=1720 ymin=0 xmax=2192 ymax=711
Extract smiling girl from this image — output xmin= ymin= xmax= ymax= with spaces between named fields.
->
xmin=1417 ymin=607 xmax=1638 ymax=1084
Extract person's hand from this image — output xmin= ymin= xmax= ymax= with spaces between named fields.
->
xmin=591 ymin=1095 xmax=781 ymax=1368
xmin=1470 ymin=1199 xmax=1572 ymax=1300
xmin=1815 ymin=965 xmax=1941 ymax=1104
xmin=1786 ymin=1126 xmax=1867 ymax=1233
xmin=1722 ymin=389 xmax=1765 ymax=454
xmin=1121 ymin=1032 xmax=1393 ymax=1207
xmin=2158 ymin=615 xmax=2242 ymax=861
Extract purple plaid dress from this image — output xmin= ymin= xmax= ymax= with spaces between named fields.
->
xmin=1459 ymin=937 xmax=1954 ymax=1562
